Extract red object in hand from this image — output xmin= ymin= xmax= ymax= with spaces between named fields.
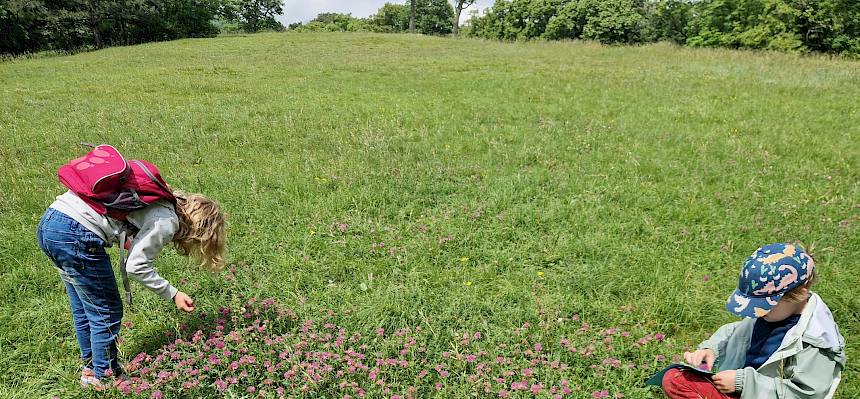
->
xmin=662 ymin=369 xmax=737 ymax=399
xmin=123 ymin=238 xmax=132 ymax=250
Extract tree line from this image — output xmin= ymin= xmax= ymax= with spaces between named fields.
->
xmin=289 ymin=1 xmax=457 ymax=36
xmin=3 ymin=0 xmax=858 ymax=57
xmin=0 ymin=0 xmax=283 ymax=55
xmin=466 ymin=0 xmax=860 ymax=56
xmin=281 ymin=0 xmax=860 ymax=57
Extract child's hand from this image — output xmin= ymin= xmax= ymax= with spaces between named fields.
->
xmin=683 ymin=348 xmax=715 ymax=370
xmin=712 ymin=370 xmax=737 ymax=393
xmin=173 ymin=291 xmax=195 ymax=312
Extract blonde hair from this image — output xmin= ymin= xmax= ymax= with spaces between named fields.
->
xmin=782 ymin=242 xmax=816 ymax=303
xmin=782 ymin=270 xmax=815 ymax=303
xmin=172 ymin=191 xmax=226 ymax=271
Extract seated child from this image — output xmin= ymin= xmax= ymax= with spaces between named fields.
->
xmin=663 ymin=243 xmax=845 ymax=399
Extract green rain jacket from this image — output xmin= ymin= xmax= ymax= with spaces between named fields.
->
xmin=698 ymin=293 xmax=845 ymax=399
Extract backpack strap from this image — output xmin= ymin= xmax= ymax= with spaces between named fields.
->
xmin=131 ymin=160 xmax=173 ymax=195
xmin=118 ymin=160 xmax=172 ymax=307
xmin=118 ymin=230 xmax=132 ymax=306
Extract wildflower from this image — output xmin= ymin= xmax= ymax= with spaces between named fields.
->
xmin=592 ymin=390 xmax=609 ymax=398
xmin=151 ymin=391 xmax=163 ymax=399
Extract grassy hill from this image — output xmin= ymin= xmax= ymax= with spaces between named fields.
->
xmin=0 ymin=32 xmax=857 ymax=398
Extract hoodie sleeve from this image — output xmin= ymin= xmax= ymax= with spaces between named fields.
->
xmin=737 ymin=345 xmax=842 ymax=399
xmin=698 ymin=321 xmax=742 ymax=362
xmin=125 ymin=202 xmax=179 ymax=301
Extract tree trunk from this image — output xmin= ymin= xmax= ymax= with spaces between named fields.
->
xmin=88 ymin=0 xmax=103 ymax=48
xmin=409 ymin=0 xmax=416 ymax=33
xmin=453 ymin=1 xmax=473 ymax=37
xmin=453 ymin=7 xmax=462 ymax=36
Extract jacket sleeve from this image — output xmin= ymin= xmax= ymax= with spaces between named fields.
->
xmin=736 ymin=345 xmax=841 ymax=399
xmin=125 ymin=206 xmax=179 ymax=301
xmin=698 ymin=321 xmax=742 ymax=361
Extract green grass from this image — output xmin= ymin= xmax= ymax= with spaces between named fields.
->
xmin=0 ymin=32 xmax=858 ymax=398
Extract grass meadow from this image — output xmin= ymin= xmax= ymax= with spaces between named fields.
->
xmin=0 ymin=32 xmax=858 ymax=398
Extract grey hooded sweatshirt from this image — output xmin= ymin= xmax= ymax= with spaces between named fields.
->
xmin=50 ymin=190 xmax=179 ymax=301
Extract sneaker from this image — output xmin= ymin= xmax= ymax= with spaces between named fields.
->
xmin=80 ymin=367 xmax=95 ymax=386
xmin=80 ymin=374 xmax=108 ymax=391
xmin=80 ymin=368 xmax=128 ymax=391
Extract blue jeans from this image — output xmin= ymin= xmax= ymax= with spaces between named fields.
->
xmin=37 ymin=208 xmax=123 ymax=379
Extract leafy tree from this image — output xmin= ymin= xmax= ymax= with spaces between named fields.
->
xmin=237 ymin=0 xmax=283 ymax=32
xmin=414 ymin=0 xmax=453 ymax=35
xmin=686 ymin=0 xmax=860 ymax=55
xmin=543 ymin=0 xmax=644 ymax=43
xmin=641 ymin=0 xmax=693 ymax=44
xmin=370 ymin=3 xmax=410 ymax=32
xmin=310 ymin=12 xmax=353 ymax=31
xmin=1 ymin=0 xmax=220 ymax=54
xmin=0 ymin=0 xmax=48 ymax=54
xmin=543 ymin=1 xmax=585 ymax=40
xmin=580 ymin=0 xmax=644 ymax=44
xmin=370 ymin=0 xmax=452 ymax=35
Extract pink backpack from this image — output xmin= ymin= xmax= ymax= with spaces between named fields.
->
xmin=58 ymin=144 xmax=176 ymax=220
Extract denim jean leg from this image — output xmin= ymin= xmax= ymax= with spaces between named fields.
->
xmin=61 ymin=272 xmax=93 ymax=362
xmin=71 ymin=241 xmax=123 ymax=378
xmin=37 ymin=208 xmax=123 ymax=379
xmin=37 ymin=209 xmax=96 ymax=367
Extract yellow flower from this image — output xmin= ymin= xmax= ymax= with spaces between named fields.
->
xmin=309 ymin=230 xmax=316 ymax=236
xmin=465 ymin=281 xmax=473 ymax=287
xmin=460 ymin=257 xmax=470 ymax=263
xmin=537 ymin=271 xmax=545 ymax=277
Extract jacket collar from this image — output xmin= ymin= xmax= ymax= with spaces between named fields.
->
xmin=758 ymin=292 xmax=844 ymax=369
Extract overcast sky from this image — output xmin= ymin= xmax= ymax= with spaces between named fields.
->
xmin=277 ymin=0 xmax=495 ymax=25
